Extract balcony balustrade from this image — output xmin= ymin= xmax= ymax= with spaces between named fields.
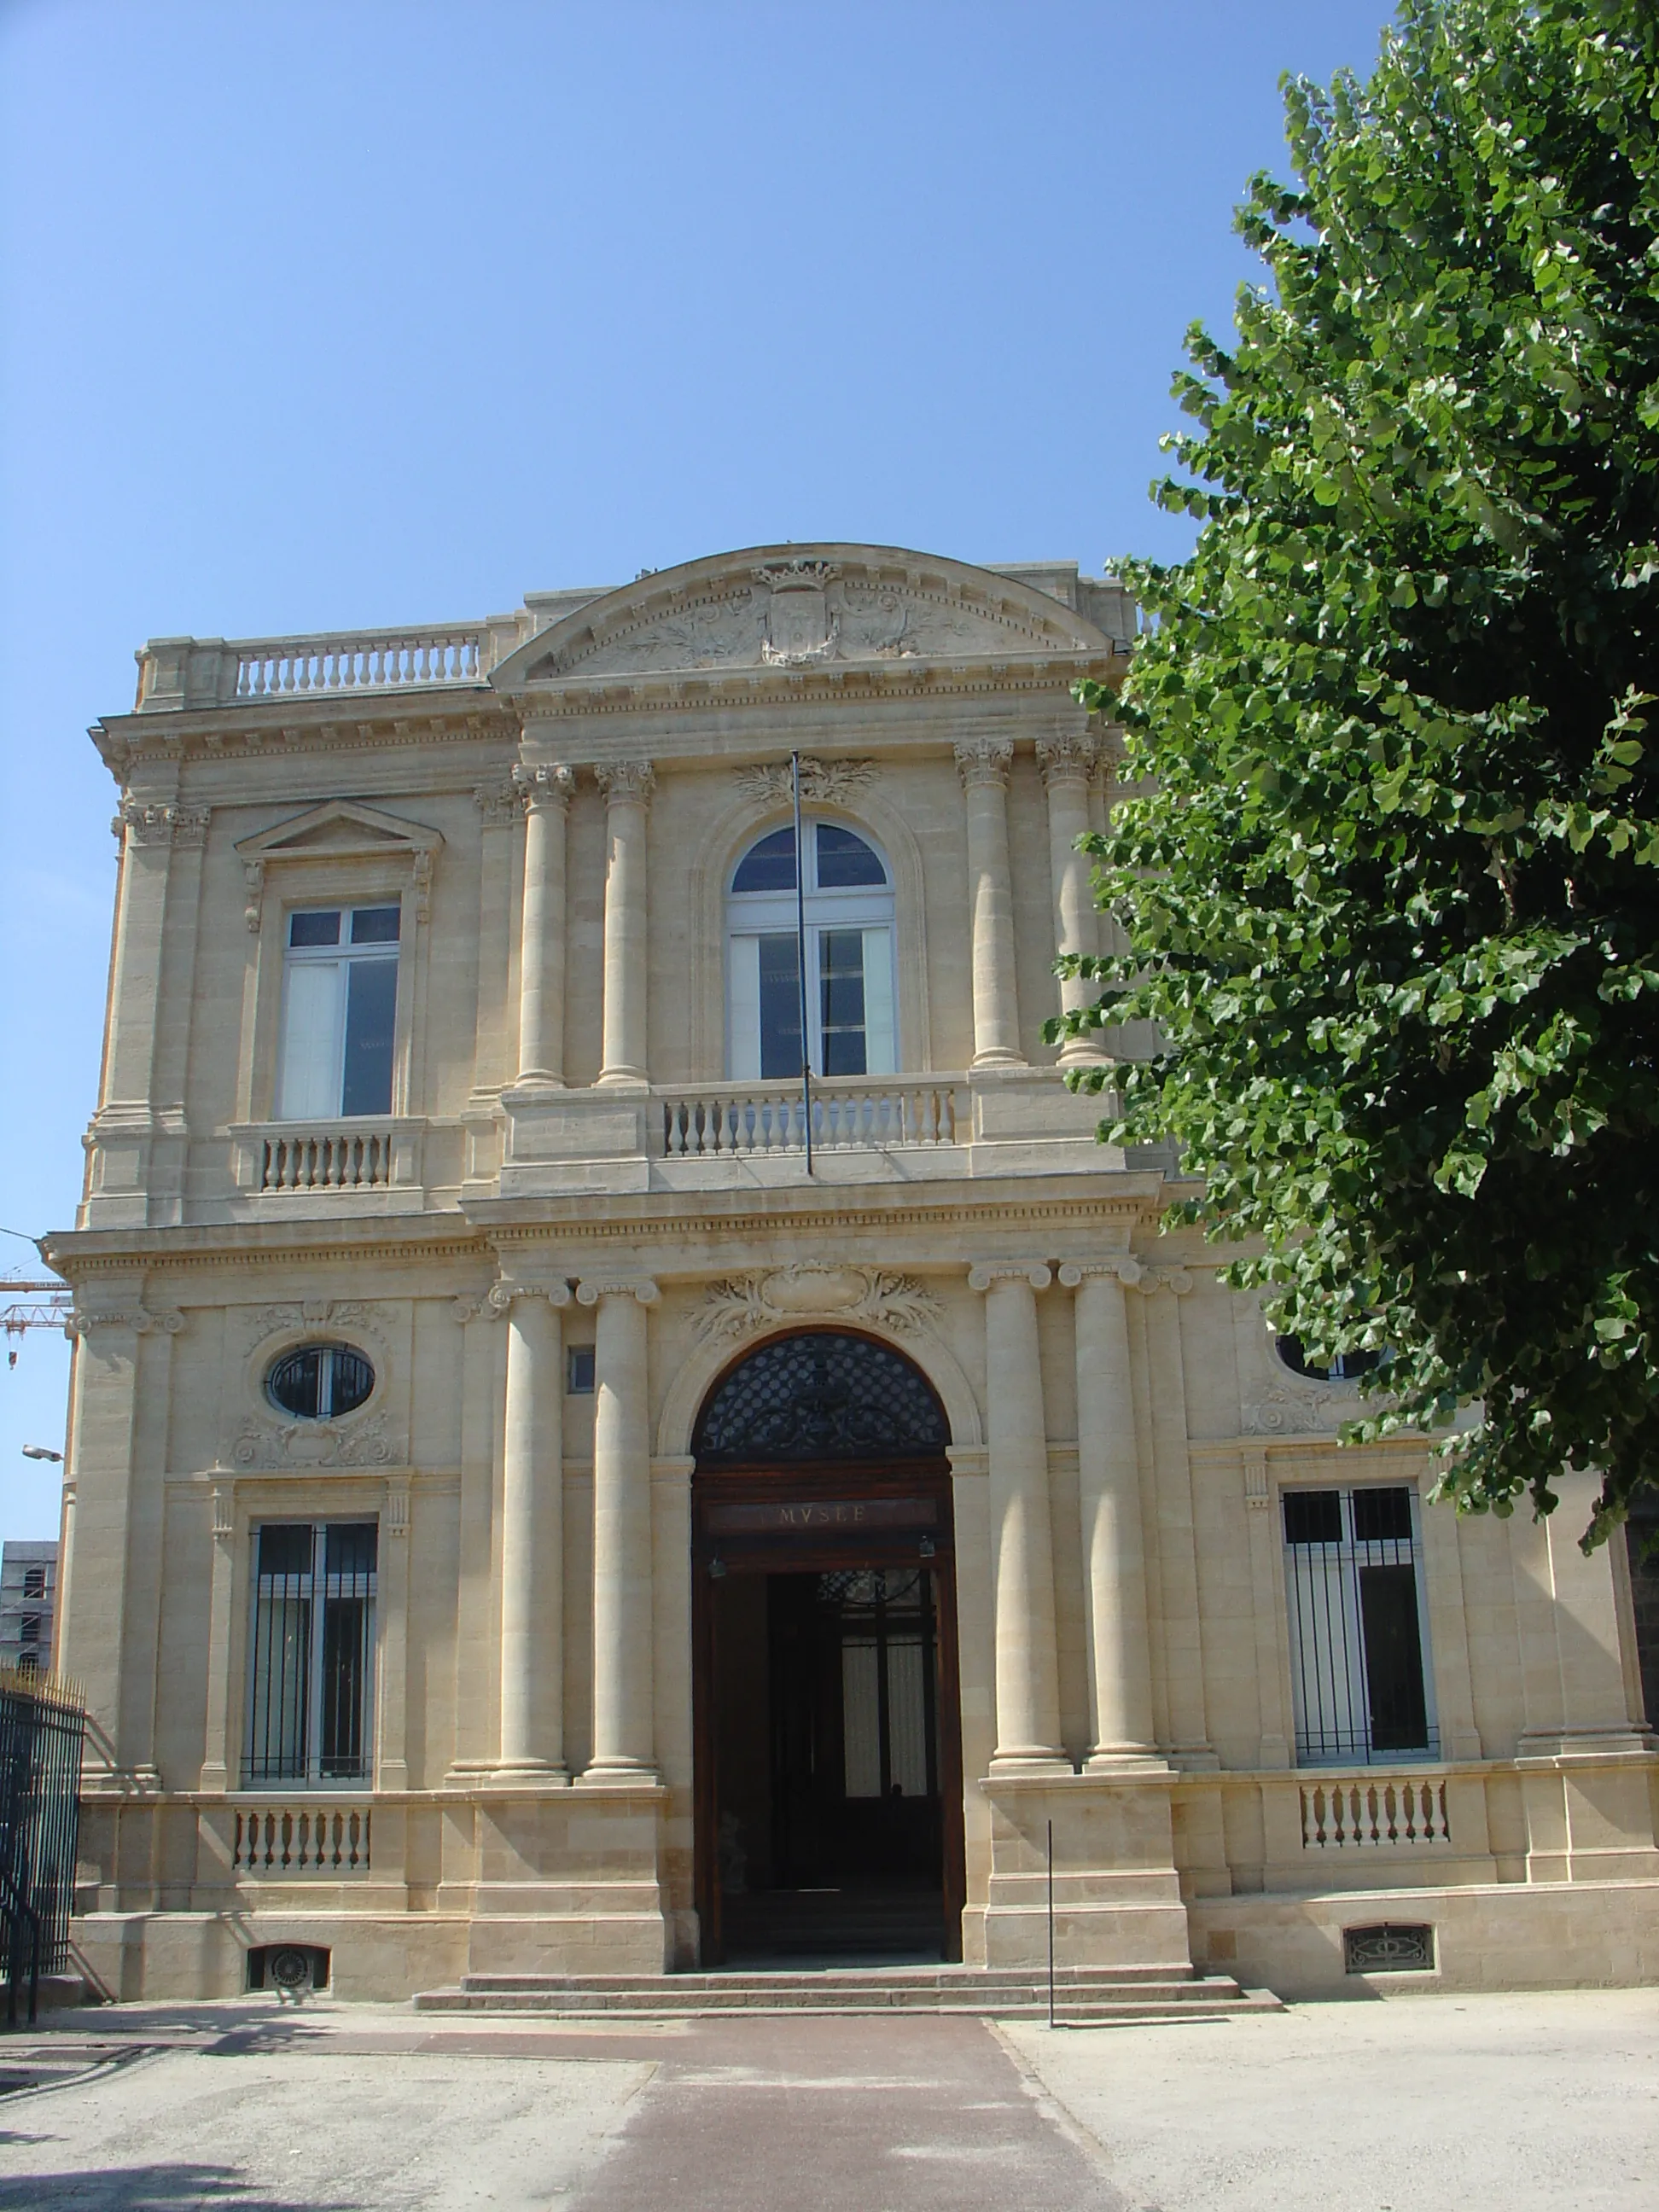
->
xmin=661 ymin=1077 xmax=964 ymax=1159
xmin=229 ymin=1119 xmax=426 ymax=1201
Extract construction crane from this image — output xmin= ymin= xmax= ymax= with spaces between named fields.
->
xmin=1 ymin=1280 xmax=73 ymax=1369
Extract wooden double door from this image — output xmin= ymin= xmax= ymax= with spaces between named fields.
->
xmin=691 ymin=1464 xmax=965 ymax=1966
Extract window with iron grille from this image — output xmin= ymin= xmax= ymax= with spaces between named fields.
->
xmin=244 ymin=1522 xmax=377 ymax=1787
xmin=1283 ymin=1484 xmax=1437 ymax=1765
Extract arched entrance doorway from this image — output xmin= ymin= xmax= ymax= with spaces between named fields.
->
xmin=691 ymin=1328 xmax=964 ymax=1965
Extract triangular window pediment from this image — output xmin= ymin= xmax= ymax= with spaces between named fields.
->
xmin=235 ymin=800 xmax=444 ymax=864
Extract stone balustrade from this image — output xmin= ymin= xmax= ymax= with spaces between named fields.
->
xmin=229 ymin=1119 xmax=425 ymax=1199
xmin=661 ymin=1077 xmax=964 ymax=1158
xmin=233 ymin=1803 xmax=371 ymax=1875
xmin=259 ymin=1125 xmax=394 ymax=1193
xmin=235 ymin=629 xmax=483 ymax=698
xmin=1300 ymin=1774 xmax=1452 ymax=1850
xmin=134 ymin=624 xmax=492 ymax=711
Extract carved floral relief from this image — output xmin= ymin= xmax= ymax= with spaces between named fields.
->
xmin=695 ymin=1265 xmax=941 ymax=1343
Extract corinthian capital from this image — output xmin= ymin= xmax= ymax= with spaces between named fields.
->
xmin=512 ymin=762 xmax=575 ymax=814
xmin=1036 ymin=734 xmax=1100 ymax=786
xmin=954 ymin=739 xmax=1012 ymax=792
xmin=594 ymin=760 xmax=656 ymax=805
xmin=120 ymin=800 xmax=210 ymax=849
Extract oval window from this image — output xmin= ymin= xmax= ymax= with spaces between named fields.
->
xmin=267 ymin=1343 xmax=375 ymax=1419
xmin=1274 ymin=1335 xmax=1385 ymax=1384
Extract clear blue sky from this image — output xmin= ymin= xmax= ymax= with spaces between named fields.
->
xmin=0 ymin=0 xmax=1396 ymax=1544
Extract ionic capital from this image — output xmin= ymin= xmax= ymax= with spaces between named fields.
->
xmin=512 ymin=762 xmax=575 ymax=814
xmin=594 ymin=760 xmax=655 ymax=806
xmin=1036 ymin=734 xmax=1099 ymax=787
xmin=954 ymin=739 xmax=1012 ymax=793
xmin=1060 ymin=1258 xmax=1192 ymax=1297
xmin=967 ymin=1260 xmax=1051 ymax=1294
xmin=484 ymin=1278 xmax=573 ymax=1318
xmin=67 ymin=1304 xmax=185 ymax=1337
xmin=575 ymin=1277 xmax=661 ymax=1308
xmin=1058 ymin=1259 xmax=1133 ymax=1290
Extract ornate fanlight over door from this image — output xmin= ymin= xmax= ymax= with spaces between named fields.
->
xmin=694 ymin=1330 xmax=948 ymax=1464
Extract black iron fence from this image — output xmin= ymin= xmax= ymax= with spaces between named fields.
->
xmin=0 ymin=1668 xmax=85 ymax=2025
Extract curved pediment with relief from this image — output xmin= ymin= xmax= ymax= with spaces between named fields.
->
xmin=490 ymin=545 xmax=1109 ymax=690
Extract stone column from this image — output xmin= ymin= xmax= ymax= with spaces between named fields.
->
xmin=969 ymin=1261 xmax=1064 ymax=1770
xmin=595 ymin=761 xmax=655 ymax=1086
xmin=1038 ymin=736 xmax=1104 ymax=1068
xmin=513 ymin=763 xmax=574 ymax=1086
xmin=1059 ymin=1262 xmax=1160 ymax=1764
xmin=495 ymin=1278 xmax=572 ymax=1778
xmin=954 ymin=742 xmax=1024 ymax=1068
xmin=578 ymin=1275 xmax=660 ymax=1781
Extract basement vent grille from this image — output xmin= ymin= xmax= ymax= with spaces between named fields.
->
xmin=1343 ymin=1922 xmax=1435 ymax=1974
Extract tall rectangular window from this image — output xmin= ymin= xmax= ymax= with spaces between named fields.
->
xmin=244 ymin=1522 xmax=377 ymax=1786
xmin=729 ymin=926 xmax=896 ymax=1080
xmin=277 ymin=905 xmax=400 ymax=1120
xmin=1283 ymin=1484 xmax=1436 ymax=1765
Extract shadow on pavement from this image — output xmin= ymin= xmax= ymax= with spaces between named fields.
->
xmin=0 ymin=2165 xmax=364 ymax=2210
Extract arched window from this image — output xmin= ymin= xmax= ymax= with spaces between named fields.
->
xmin=726 ymin=821 xmax=896 ymax=1079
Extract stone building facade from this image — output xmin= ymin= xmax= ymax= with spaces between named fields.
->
xmin=50 ymin=544 xmax=1659 ymax=2002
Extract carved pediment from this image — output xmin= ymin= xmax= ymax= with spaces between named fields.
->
xmin=492 ymin=545 xmax=1109 ymax=689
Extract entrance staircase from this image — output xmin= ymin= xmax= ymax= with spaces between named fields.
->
xmin=412 ymin=1963 xmax=1280 ymax=2023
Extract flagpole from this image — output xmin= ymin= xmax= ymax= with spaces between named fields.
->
xmin=792 ymin=750 xmax=813 ymax=1175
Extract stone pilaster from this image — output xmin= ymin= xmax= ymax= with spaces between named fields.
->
xmin=578 ymin=1275 xmax=660 ymax=1781
xmin=87 ymin=799 xmax=211 ymax=1225
xmin=954 ymin=742 xmax=1024 ymax=1068
xmin=594 ymin=761 xmax=655 ymax=1086
xmin=969 ymin=1260 xmax=1064 ymax=1772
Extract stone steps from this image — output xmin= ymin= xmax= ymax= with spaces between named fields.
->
xmin=413 ymin=1965 xmax=1281 ymax=2021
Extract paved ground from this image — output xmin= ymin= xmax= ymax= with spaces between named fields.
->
xmin=0 ymin=1989 xmax=1653 ymax=2210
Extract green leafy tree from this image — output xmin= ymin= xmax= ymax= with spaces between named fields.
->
xmin=1063 ymin=0 xmax=1659 ymax=1546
